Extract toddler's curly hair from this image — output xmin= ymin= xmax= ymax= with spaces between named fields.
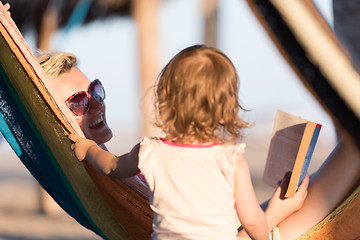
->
xmin=155 ymin=45 xmax=249 ymax=144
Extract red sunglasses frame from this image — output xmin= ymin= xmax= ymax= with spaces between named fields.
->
xmin=65 ymin=79 xmax=105 ymax=116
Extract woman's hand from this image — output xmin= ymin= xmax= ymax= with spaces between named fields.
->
xmin=265 ymin=173 xmax=309 ymax=230
xmin=68 ymin=133 xmax=98 ymax=162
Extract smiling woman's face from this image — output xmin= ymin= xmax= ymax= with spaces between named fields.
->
xmin=55 ymin=67 xmax=112 ymax=145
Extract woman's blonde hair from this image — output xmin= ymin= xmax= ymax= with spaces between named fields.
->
xmin=155 ymin=45 xmax=249 ymax=144
xmin=36 ymin=51 xmax=78 ymax=82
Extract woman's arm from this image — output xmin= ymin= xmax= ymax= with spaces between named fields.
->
xmin=68 ymin=134 xmax=140 ymax=178
xmin=278 ymin=135 xmax=360 ymax=239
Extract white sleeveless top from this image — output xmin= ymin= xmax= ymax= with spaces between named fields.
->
xmin=138 ymin=137 xmax=246 ymax=240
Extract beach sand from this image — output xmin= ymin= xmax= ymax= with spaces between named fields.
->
xmin=0 ymin=129 xmax=335 ymax=240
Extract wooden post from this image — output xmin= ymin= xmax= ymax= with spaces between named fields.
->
xmin=132 ymin=0 xmax=162 ymax=137
xmin=201 ymin=0 xmax=218 ymax=47
xmin=36 ymin=2 xmax=58 ymax=50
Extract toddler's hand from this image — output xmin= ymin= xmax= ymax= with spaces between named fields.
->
xmin=68 ymin=134 xmax=97 ymax=162
xmin=266 ymin=173 xmax=309 ymax=227
xmin=4 ymin=3 xmax=10 ymax=11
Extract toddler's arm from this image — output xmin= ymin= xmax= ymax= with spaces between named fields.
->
xmin=68 ymin=134 xmax=140 ymax=178
xmin=234 ymin=154 xmax=269 ymax=240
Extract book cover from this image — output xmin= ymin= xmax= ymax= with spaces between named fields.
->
xmin=263 ymin=110 xmax=321 ymax=198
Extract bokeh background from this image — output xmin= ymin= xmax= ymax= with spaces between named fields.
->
xmin=0 ymin=0 xmax=338 ymax=239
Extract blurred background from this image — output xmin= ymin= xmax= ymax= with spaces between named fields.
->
xmin=0 ymin=0 xmax=339 ymax=239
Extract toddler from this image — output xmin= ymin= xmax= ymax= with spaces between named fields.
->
xmin=69 ymin=45 xmax=308 ymax=240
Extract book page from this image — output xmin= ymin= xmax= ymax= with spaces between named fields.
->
xmin=263 ymin=110 xmax=307 ymax=188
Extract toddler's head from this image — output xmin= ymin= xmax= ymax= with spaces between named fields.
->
xmin=155 ymin=45 xmax=249 ymax=144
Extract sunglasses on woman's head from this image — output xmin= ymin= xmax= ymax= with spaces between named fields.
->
xmin=65 ymin=79 xmax=105 ymax=116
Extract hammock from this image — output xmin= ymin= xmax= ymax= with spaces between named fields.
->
xmin=246 ymin=0 xmax=360 ymax=239
xmin=1 ymin=1 xmax=360 ymax=239
xmin=0 ymin=3 xmax=152 ymax=240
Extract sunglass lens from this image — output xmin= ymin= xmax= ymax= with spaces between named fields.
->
xmin=68 ymin=93 xmax=89 ymax=116
xmin=89 ymin=80 xmax=105 ymax=102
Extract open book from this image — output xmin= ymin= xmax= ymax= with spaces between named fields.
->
xmin=263 ymin=110 xmax=321 ymax=198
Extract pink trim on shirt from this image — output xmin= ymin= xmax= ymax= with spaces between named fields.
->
xmin=160 ymin=137 xmax=219 ymax=148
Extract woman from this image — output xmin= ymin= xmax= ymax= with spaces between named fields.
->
xmin=35 ymin=52 xmax=113 ymax=215
xmin=37 ymin=51 xmax=152 ymax=238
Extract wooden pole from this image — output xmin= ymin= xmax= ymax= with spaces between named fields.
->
xmin=132 ymin=0 xmax=162 ymax=137
xmin=201 ymin=0 xmax=218 ymax=47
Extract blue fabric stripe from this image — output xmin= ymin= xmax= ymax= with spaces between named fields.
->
xmin=0 ymin=111 xmax=22 ymax=155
